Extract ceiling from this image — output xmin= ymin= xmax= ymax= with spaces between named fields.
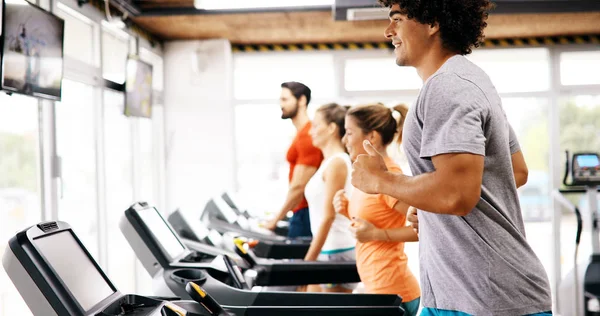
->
xmin=105 ymin=0 xmax=600 ymax=43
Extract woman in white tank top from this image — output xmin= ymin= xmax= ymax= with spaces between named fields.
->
xmin=304 ymin=103 xmax=357 ymax=293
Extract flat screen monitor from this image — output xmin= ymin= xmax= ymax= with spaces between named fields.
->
xmin=1 ymin=0 xmax=64 ymax=100
xmin=124 ymin=56 xmax=153 ymax=118
xmin=33 ymin=231 xmax=116 ymax=312
xmin=138 ymin=207 xmax=187 ymax=261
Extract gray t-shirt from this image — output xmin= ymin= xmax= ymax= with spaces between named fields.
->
xmin=403 ymin=55 xmax=551 ymax=315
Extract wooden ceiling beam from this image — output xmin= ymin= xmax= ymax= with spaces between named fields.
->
xmin=132 ymin=11 xmax=600 ymax=43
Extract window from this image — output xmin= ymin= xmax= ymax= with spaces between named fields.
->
xmin=0 ymin=94 xmax=41 ymax=316
xmin=467 ymin=48 xmax=550 ymax=93
xmin=234 ymin=53 xmax=335 ymax=100
xmin=344 ymin=58 xmax=422 ymax=91
xmin=234 ymin=104 xmax=296 ymax=214
xmin=138 ymin=118 xmax=157 ymax=206
xmin=502 ymin=97 xmax=553 ymax=285
xmin=560 ymin=51 xmax=600 ymax=86
xmin=103 ymin=89 xmax=136 ymax=293
xmin=55 ymin=3 xmax=96 ymax=65
xmin=55 ymin=80 xmax=99 ymax=259
xmin=102 ymin=26 xmax=129 ymax=84
xmin=558 ymin=95 xmax=600 ymax=279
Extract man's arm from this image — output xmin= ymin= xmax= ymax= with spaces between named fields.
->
xmin=377 ymin=152 xmax=484 ymax=216
xmin=511 ymin=151 xmax=528 ymax=188
xmin=267 ymin=164 xmax=317 ymax=228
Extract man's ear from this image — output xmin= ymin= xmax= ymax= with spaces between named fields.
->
xmin=428 ymin=22 xmax=440 ymax=37
xmin=298 ymin=95 xmax=308 ymax=108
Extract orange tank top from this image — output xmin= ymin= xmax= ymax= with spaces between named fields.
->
xmin=348 ymin=157 xmax=420 ymax=302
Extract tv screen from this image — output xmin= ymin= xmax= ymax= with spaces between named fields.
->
xmin=124 ymin=56 xmax=153 ymax=118
xmin=1 ymin=0 xmax=64 ymax=101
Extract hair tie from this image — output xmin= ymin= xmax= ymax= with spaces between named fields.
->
xmin=391 ymin=110 xmax=401 ymax=121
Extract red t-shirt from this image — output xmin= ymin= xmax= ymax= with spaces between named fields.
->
xmin=286 ymin=122 xmax=323 ymax=212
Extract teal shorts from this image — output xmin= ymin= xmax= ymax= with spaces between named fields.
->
xmin=420 ymin=308 xmax=552 ymax=316
xmin=401 ymin=297 xmax=420 ymax=316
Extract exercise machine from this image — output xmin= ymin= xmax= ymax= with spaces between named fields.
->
xmin=120 ymin=202 xmax=405 ymax=315
xmin=220 ymin=191 xmax=289 ymax=237
xmin=170 ymin=207 xmax=310 ymax=259
xmin=3 ymin=220 xmax=399 ymax=315
xmin=554 ymin=151 xmax=600 ymax=316
xmin=1 ymin=221 xmax=212 ymax=315
xmin=197 ymin=196 xmax=311 ymax=259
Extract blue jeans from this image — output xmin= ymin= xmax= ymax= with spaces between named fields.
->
xmin=288 ymin=207 xmax=312 ymax=238
xmin=420 ymin=308 xmax=552 ymax=316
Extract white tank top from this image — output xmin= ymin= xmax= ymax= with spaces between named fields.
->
xmin=304 ymin=152 xmax=356 ymax=253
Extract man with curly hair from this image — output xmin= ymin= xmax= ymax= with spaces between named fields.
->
xmin=350 ymin=1 xmax=553 ymax=315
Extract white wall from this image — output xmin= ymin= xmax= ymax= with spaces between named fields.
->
xmin=163 ymin=39 xmax=235 ymax=214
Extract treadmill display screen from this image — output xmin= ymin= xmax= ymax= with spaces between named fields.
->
xmin=577 ymin=155 xmax=600 ymax=168
xmin=213 ymin=197 xmax=238 ymax=224
xmin=34 ymin=231 xmax=115 ymax=312
xmin=138 ymin=207 xmax=187 ymax=260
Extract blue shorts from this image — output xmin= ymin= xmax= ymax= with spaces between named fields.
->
xmin=288 ymin=207 xmax=312 ymax=238
xmin=420 ymin=308 xmax=552 ymax=316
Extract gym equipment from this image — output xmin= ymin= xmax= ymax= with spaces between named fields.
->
xmin=1 ymin=221 xmax=213 ymax=315
xmin=3 ymin=220 xmax=394 ymax=316
xmin=120 ymin=202 xmax=405 ymax=315
xmin=554 ymin=151 xmax=600 ymax=316
xmin=197 ymin=196 xmax=311 ymax=259
xmin=220 ymin=191 xmax=289 ymax=237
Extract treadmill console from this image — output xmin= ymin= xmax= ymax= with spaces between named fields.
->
xmin=124 ymin=203 xmax=216 ymax=272
xmin=168 ymin=210 xmax=223 ymax=247
xmin=2 ymin=221 xmax=210 ymax=316
xmin=572 ymin=153 xmax=600 ymax=185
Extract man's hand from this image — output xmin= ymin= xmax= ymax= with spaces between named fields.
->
xmin=333 ymin=189 xmax=349 ymax=214
xmin=350 ymin=217 xmax=382 ymax=243
xmin=407 ymin=207 xmax=418 ymax=234
xmin=351 ymin=140 xmax=388 ymax=194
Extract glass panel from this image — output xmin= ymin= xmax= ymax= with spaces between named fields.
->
xmin=558 ymin=95 xmax=600 ymax=279
xmin=55 ymin=3 xmax=95 ymax=65
xmin=234 ymin=53 xmax=335 ymax=100
xmin=502 ymin=97 xmax=552 ymax=285
xmin=467 ymin=48 xmax=550 ymax=93
xmin=139 ymin=48 xmax=164 ymax=91
xmin=55 ymin=80 xmax=98 ymax=259
xmin=103 ymin=89 xmax=136 ymax=293
xmin=102 ymin=29 xmax=129 ymax=84
xmin=0 ymin=94 xmax=41 ymax=316
xmin=560 ymin=51 xmax=600 ymax=86
xmin=138 ymin=118 xmax=156 ymax=206
xmin=344 ymin=58 xmax=422 ymax=91
xmin=234 ymin=103 xmax=296 ymax=215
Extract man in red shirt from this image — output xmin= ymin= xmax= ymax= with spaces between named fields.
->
xmin=265 ymin=82 xmax=324 ymax=238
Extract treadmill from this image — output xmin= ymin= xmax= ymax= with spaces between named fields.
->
xmin=1 ymin=220 xmax=218 ymax=315
xmin=200 ymin=196 xmax=311 ymax=259
xmin=120 ymin=202 xmax=404 ymax=315
xmin=167 ymin=207 xmax=361 ymax=287
xmin=220 ymin=191 xmax=289 ymax=237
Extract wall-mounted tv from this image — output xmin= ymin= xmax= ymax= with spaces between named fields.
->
xmin=0 ymin=0 xmax=64 ymax=101
xmin=124 ymin=56 xmax=153 ymax=118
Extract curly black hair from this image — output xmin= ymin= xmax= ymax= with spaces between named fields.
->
xmin=378 ymin=0 xmax=495 ymax=55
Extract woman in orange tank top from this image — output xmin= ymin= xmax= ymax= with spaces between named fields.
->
xmin=333 ymin=103 xmax=421 ymax=316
